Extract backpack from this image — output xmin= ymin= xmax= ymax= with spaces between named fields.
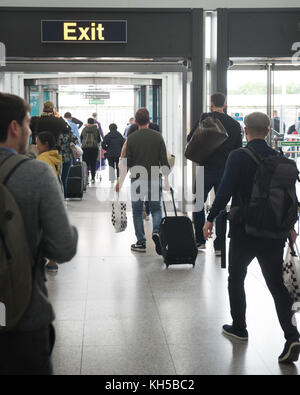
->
xmin=0 ymin=154 xmax=33 ymax=333
xmin=82 ymin=128 xmax=99 ymax=149
xmin=242 ymin=147 xmax=299 ymax=239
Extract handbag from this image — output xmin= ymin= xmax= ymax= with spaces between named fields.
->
xmin=111 ymin=195 xmax=127 ymax=233
xmin=283 ymin=241 xmax=300 ymax=302
xmin=185 ymin=114 xmax=228 ymax=165
xmin=70 ymin=142 xmax=83 ymax=160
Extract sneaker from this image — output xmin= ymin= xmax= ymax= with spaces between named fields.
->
xmin=222 ymin=324 xmax=249 ymax=341
xmin=279 ymin=340 xmax=300 ymax=364
xmin=197 ymin=243 xmax=206 ymax=250
xmin=215 ymin=250 xmax=222 ymax=257
xmin=91 ymin=179 xmax=95 ymax=184
xmin=131 ymin=243 xmax=146 ymax=253
xmin=46 ymin=262 xmax=59 ymax=273
xmin=152 ymin=233 xmax=162 ymax=255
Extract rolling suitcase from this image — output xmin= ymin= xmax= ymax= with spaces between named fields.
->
xmin=159 ymin=188 xmax=198 ymax=268
xmin=66 ymin=161 xmax=84 ymax=199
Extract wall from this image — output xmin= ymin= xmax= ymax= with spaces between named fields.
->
xmin=0 ymin=0 xmax=299 ymax=9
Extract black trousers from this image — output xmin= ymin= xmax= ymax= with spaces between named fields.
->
xmin=108 ymin=157 xmax=120 ymax=181
xmin=228 ymin=233 xmax=300 ymax=342
xmin=0 ymin=324 xmax=55 ymax=375
xmin=83 ymin=147 xmax=99 ymax=180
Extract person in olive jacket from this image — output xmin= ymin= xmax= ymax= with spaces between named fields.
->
xmin=81 ymin=118 xmax=101 ymax=184
xmin=101 ymin=123 xmax=125 ymax=183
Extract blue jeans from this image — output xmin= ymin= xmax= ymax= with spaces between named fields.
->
xmin=193 ymin=167 xmax=226 ymax=250
xmin=131 ymin=178 xmax=162 ymax=245
xmin=62 ymin=159 xmax=73 ymax=198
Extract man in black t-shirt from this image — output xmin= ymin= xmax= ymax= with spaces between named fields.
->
xmin=187 ymin=92 xmax=242 ymax=255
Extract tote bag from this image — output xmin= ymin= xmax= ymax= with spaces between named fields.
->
xmin=283 ymin=243 xmax=300 ymax=302
xmin=111 ymin=196 xmax=127 ymax=233
xmin=185 ymin=115 xmax=228 ymax=165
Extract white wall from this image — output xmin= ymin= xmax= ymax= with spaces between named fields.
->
xmin=0 ymin=0 xmax=299 ymax=9
xmin=0 ymin=72 xmax=24 ymax=97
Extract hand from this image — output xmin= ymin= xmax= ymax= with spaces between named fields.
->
xmin=290 ymin=229 xmax=298 ymax=245
xmin=115 ymin=182 xmax=120 ymax=193
xmin=203 ymin=221 xmax=214 ymax=240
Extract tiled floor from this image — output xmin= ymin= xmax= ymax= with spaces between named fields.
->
xmin=48 ymin=172 xmax=300 ymax=375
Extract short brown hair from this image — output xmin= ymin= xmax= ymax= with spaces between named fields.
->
xmin=135 ymin=108 xmax=150 ymax=126
xmin=211 ymin=92 xmax=226 ymax=108
xmin=0 ymin=93 xmax=30 ymax=142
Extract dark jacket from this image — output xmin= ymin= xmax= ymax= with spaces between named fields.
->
xmin=71 ymin=116 xmax=83 ymax=129
xmin=101 ymin=130 xmax=125 ymax=158
xmin=207 ymin=139 xmax=277 ymax=236
xmin=30 ymin=114 xmax=70 ymax=144
xmin=187 ymin=112 xmax=243 ymax=169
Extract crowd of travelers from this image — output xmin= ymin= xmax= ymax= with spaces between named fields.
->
xmin=0 ymin=91 xmax=300 ymax=375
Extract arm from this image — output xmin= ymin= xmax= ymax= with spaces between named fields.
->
xmin=187 ymin=120 xmax=200 ymax=142
xmin=235 ymin=125 xmax=243 ymax=149
xmin=207 ymin=150 xmax=242 ymax=223
xmin=203 ymin=151 xmax=241 ymax=240
xmin=101 ymin=135 xmax=108 ymax=151
xmin=39 ymin=165 xmax=78 ymax=262
xmin=159 ymin=138 xmax=171 ymax=177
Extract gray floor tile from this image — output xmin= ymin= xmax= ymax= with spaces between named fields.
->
xmin=81 ymin=344 xmax=176 ymax=375
xmin=169 ymin=342 xmax=271 ymax=375
xmin=52 ymin=346 xmax=82 ymax=375
xmin=83 ymin=318 xmax=167 ymax=346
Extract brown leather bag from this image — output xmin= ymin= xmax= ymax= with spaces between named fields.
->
xmin=185 ymin=115 xmax=228 ymax=165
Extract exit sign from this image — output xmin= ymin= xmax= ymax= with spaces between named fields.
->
xmin=41 ymin=20 xmax=127 ymax=43
xmin=89 ymin=99 xmax=105 ymax=105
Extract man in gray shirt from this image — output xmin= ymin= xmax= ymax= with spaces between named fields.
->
xmin=117 ymin=108 xmax=170 ymax=254
xmin=0 ymin=93 xmax=78 ymax=375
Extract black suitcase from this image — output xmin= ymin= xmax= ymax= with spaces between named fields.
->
xmin=159 ymin=188 xmax=198 ymax=268
xmin=66 ymin=162 xmax=84 ymax=199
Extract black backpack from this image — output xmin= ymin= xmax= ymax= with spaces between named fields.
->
xmin=242 ymin=147 xmax=299 ymax=239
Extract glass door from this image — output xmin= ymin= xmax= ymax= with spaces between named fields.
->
xmin=272 ymin=68 xmax=300 ymax=166
xmin=227 ymin=68 xmax=268 ymax=145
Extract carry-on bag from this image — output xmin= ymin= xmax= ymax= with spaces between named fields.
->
xmin=283 ymin=240 xmax=300 ymax=302
xmin=185 ymin=114 xmax=228 ymax=165
xmin=159 ymin=188 xmax=198 ymax=268
xmin=111 ymin=194 xmax=127 ymax=233
xmin=66 ymin=161 xmax=84 ymax=199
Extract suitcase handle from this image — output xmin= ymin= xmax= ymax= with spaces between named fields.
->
xmin=162 ymin=187 xmax=177 ymax=217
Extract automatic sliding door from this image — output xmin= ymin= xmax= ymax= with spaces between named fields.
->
xmin=227 ymin=69 xmax=268 ymax=142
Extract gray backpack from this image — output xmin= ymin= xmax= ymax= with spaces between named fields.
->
xmin=0 ymin=154 xmax=33 ymax=332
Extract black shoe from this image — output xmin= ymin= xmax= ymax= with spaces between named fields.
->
xmin=152 ymin=233 xmax=162 ymax=255
xmin=222 ymin=324 xmax=249 ymax=341
xmin=279 ymin=340 xmax=300 ymax=364
xmin=131 ymin=243 xmax=146 ymax=253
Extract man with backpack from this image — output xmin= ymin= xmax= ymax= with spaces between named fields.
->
xmin=203 ymin=112 xmax=300 ymax=364
xmin=188 ymin=92 xmax=242 ymax=255
xmin=0 ymin=93 xmax=78 ymax=374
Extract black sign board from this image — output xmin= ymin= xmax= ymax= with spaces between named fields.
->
xmin=41 ymin=20 xmax=127 ymax=43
